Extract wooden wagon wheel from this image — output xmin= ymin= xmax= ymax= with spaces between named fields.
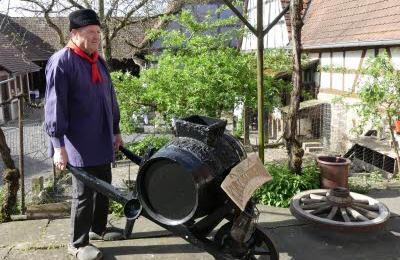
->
xmin=290 ymin=188 xmax=390 ymax=231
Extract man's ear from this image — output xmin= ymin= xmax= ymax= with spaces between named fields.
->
xmin=70 ymin=29 xmax=78 ymax=39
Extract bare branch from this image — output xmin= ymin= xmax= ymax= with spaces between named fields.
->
xmin=110 ymin=0 xmax=150 ymax=40
xmin=110 ymin=0 xmax=183 ymax=41
xmin=82 ymin=0 xmax=92 ymax=8
xmin=67 ymin=0 xmax=85 ymax=9
xmin=20 ymin=0 xmax=67 ymax=46
xmin=105 ymin=0 xmax=120 ymax=21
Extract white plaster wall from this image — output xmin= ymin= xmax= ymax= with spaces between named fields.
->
xmin=320 ymin=52 xmax=331 ymax=89
xmin=344 ymin=50 xmax=362 ymax=92
xmin=391 ymin=47 xmax=400 ymax=70
xmin=242 ymin=0 xmax=289 ymax=50
xmin=331 ymin=52 xmax=343 ymax=91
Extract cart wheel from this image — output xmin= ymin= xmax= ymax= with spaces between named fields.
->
xmin=246 ymin=227 xmax=279 ymax=260
xmin=214 ymin=223 xmax=278 ymax=260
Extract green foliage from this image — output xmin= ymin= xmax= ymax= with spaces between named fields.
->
xmin=233 ymin=118 xmax=244 ymax=138
xmin=125 ymin=135 xmax=172 ymax=157
xmin=111 ymin=72 xmax=146 ymax=134
xmin=116 ymin=135 xmax=172 ymax=160
xmin=354 ymin=52 xmax=400 ymax=134
xmin=348 ymin=172 xmax=385 ymax=194
xmin=263 ymin=49 xmax=293 ymax=75
xmin=112 ymin=9 xmax=291 ymax=132
xmin=320 ymin=52 xmax=400 ymax=140
xmin=253 ymin=163 xmax=320 ymax=208
xmin=109 ymin=200 xmax=124 ymax=218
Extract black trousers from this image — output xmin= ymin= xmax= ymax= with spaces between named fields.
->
xmin=70 ymin=164 xmax=111 ymax=248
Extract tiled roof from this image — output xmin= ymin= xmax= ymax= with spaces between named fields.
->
xmin=0 ymin=13 xmax=55 ymax=61
xmin=302 ymin=0 xmax=400 ymax=49
xmin=10 ymin=16 xmax=158 ymax=60
xmin=0 ymin=33 xmax=41 ymax=74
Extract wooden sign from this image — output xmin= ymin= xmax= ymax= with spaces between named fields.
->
xmin=221 ymin=153 xmax=273 ymax=211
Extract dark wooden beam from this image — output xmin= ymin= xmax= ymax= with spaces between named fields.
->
xmin=263 ymin=4 xmax=290 ymax=37
xmin=221 ymin=0 xmax=257 ymax=35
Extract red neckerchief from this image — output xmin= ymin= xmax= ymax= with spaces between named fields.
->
xmin=66 ymin=40 xmax=102 ymax=83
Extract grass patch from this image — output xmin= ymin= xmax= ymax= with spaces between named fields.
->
xmin=348 ymin=171 xmax=385 ymax=194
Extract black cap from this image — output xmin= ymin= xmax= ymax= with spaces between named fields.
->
xmin=69 ymin=9 xmax=101 ymax=31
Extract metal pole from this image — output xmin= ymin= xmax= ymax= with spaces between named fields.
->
xmin=18 ymin=95 xmax=25 ymax=214
xmin=257 ymin=0 xmax=265 ymax=163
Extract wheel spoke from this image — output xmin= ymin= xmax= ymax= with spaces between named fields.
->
xmin=350 ymin=205 xmax=379 ymax=219
xmin=301 ymin=198 xmax=324 ymax=204
xmin=353 ymin=202 xmax=379 ymax=211
xmin=327 ymin=206 xmax=338 ymax=220
xmin=253 ymin=248 xmax=272 ymax=255
xmin=310 ymin=194 xmax=327 ymax=200
xmin=346 ymin=207 xmax=369 ymax=221
xmin=301 ymin=202 xmax=327 ymax=210
xmin=351 ymin=198 xmax=370 ymax=204
xmin=310 ymin=204 xmax=331 ymax=215
xmin=340 ymin=207 xmax=351 ymax=222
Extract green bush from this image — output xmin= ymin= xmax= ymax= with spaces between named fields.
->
xmin=126 ymin=135 xmax=172 ymax=157
xmin=252 ymin=163 xmax=320 ymax=208
xmin=233 ymin=118 xmax=243 ymax=139
xmin=117 ymin=135 xmax=172 ymax=160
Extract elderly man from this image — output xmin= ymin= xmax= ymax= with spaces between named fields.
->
xmin=44 ymin=8 xmax=123 ymax=260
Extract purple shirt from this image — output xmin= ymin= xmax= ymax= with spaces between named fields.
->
xmin=44 ymin=48 xmax=120 ymax=167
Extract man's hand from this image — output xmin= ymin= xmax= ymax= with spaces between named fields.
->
xmin=114 ymin=134 xmax=123 ymax=151
xmin=54 ymin=147 xmax=68 ymax=170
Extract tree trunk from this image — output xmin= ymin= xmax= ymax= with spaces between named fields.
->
xmin=0 ymin=128 xmax=19 ymax=222
xmin=103 ymin=34 xmax=113 ymax=67
xmin=243 ymin=106 xmax=250 ymax=145
xmin=284 ymin=0 xmax=304 ymax=174
xmin=98 ymin=0 xmax=113 ymax=68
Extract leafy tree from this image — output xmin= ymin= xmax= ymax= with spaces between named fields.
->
xmin=141 ymin=9 xmax=254 ymax=120
xmin=356 ymin=52 xmax=400 ymax=175
xmin=112 ymin=8 xmax=291 ymax=136
xmin=111 ymin=71 xmax=146 ymax=133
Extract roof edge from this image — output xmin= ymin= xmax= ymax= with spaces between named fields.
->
xmin=302 ymin=39 xmax=400 ymax=50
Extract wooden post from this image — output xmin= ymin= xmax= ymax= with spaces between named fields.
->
xmin=221 ymin=0 xmax=291 ymax=163
xmin=256 ymin=0 xmax=265 ymax=163
xmin=18 ymin=95 xmax=25 ymax=214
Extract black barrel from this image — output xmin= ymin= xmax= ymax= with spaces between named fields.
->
xmin=136 ymin=115 xmax=246 ymax=226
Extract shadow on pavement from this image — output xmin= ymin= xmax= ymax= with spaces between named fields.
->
xmin=257 ymin=217 xmax=400 ymax=260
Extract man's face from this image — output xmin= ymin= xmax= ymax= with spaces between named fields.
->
xmin=71 ymin=25 xmax=101 ymax=54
